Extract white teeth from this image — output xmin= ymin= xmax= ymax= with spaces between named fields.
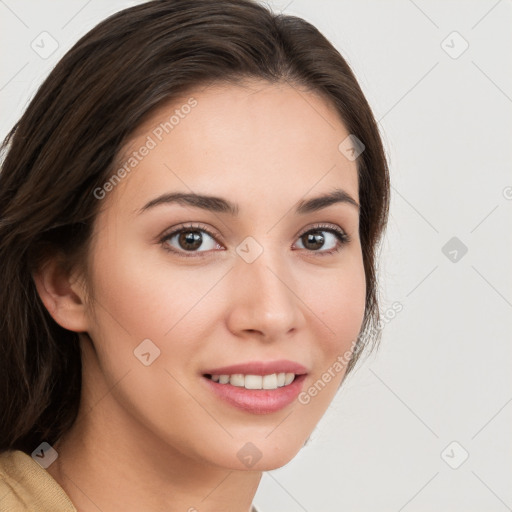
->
xmin=230 ymin=374 xmax=245 ymax=387
xmin=244 ymin=375 xmax=262 ymax=389
xmin=262 ymin=374 xmax=278 ymax=390
xmin=284 ymin=373 xmax=295 ymax=386
xmin=209 ymin=372 xmax=296 ymax=389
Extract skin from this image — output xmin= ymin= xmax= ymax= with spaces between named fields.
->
xmin=35 ymin=79 xmax=366 ymax=512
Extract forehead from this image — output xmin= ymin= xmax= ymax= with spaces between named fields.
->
xmin=108 ymin=79 xmax=359 ymax=215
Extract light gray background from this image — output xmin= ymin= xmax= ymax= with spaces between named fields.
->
xmin=1 ymin=1 xmax=511 ymax=511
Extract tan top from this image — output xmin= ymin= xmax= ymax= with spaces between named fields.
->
xmin=0 ymin=449 xmax=261 ymax=511
xmin=0 ymin=449 xmax=76 ymax=511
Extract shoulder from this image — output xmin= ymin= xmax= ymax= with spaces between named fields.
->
xmin=0 ymin=449 xmax=76 ymax=511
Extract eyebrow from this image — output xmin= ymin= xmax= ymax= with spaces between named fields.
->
xmin=136 ymin=187 xmax=360 ymax=216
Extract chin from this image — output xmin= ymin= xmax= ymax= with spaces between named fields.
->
xmin=204 ymin=435 xmax=309 ymax=472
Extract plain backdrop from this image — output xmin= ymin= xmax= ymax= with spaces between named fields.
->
xmin=1 ymin=1 xmax=511 ymax=511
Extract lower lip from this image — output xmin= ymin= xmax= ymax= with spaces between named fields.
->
xmin=202 ymin=374 xmax=307 ymax=414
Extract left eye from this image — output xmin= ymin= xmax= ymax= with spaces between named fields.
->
xmin=295 ymin=228 xmax=347 ymax=253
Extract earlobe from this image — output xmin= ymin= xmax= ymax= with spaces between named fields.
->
xmin=32 ymin=256 xmax=90 ymax=333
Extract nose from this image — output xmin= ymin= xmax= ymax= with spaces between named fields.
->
xmin=225 ymin=249 xmax=306 ymax=342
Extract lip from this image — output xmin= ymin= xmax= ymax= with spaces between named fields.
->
xmin=202 ymin=373 xmax=307 ymax=414
xmin=203 ymin=360 xmax=308 ymax=376
xmin=201 ymin=360 xmax=308 ymax=415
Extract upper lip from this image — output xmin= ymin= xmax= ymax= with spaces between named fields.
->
xmin=203 ymin=360 xmax=308 ymax=376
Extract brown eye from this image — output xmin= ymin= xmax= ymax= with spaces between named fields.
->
xmin=301 ymin=231 xmax=327 ymax=251
xmin=295 ymin=225 xmax=350 ymax=255
xmin=177 ymin=230 xmax=203 ymax=251
xmin=161 ymin=224 xmax=222 ymax=255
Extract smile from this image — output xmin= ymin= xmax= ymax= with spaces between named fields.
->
xmin=201 ymin=360 xmax=308 ymax=414
xmin=205 ymin=372 xmax=296 ymax=389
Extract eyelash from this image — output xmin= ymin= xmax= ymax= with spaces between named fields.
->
xmin=159 ymin=222 xmax=351 ymax=258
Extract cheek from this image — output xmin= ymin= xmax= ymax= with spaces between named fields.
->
xmin=306 ymin=253 xmax=366 ymax=344
xmin=323 ymin=272 xmax=365 ymax=328
xmin=292 ymin=256 xmax=365 ymax=424
xmin=86 ymin=235 xmax=224 ymax=376
xmin=300 ymin=250 xmax=365 ymax=385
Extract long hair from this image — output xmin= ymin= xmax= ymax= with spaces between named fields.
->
xmin=0 ymin=0 xmax=390 ymax=454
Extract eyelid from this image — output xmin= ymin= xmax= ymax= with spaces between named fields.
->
xmin=159 ymin=222 xmax=222 ymax=243
xmin=295 ymin=222 xmax=349 ymax=240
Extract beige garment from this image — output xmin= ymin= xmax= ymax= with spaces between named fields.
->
xmin=0 ymin=449 xmax=76 ymax=511
xmin=0 ymin=449 xmax=260 ymax=511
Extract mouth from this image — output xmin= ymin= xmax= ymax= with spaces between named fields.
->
xmin=203 ymin=372 xmax=298 ymax=389
xmin=201 ymin=360 xmax=308 ymax=414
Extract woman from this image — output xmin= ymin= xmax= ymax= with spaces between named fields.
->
xmin=0 ymin=0 xmax=390 ymax=510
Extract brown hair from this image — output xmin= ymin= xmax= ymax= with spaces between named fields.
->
xmin=0 ymin=0 xmax=389 ymax=454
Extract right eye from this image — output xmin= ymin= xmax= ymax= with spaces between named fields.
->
xmin=159 ymin=223 xmax=224 ymax=257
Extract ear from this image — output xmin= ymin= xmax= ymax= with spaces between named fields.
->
xmin=32 ymin=254 xmax=90 ymax=333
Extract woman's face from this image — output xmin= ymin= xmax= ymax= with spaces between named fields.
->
xmin=81 ymin=79 xmax=366 ymax=470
